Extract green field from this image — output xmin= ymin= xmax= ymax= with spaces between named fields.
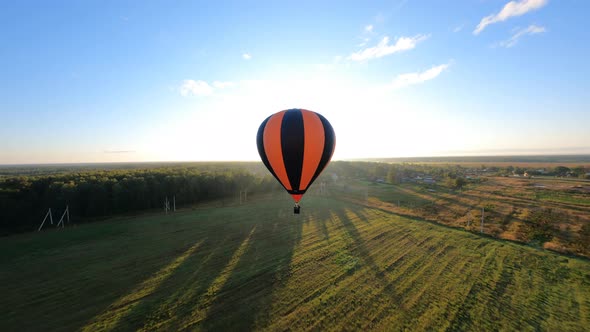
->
xmin=1 ymin=195 xmax=589 ymax=331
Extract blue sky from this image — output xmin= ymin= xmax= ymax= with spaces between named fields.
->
xmin=1 ymin=0 xmax=589 ymax=164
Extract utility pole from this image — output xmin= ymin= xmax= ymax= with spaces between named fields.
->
xmin=37 ymin=208 xmax=54 ymax=231
xmin=56 ymin=205 xmax=70 ymax=228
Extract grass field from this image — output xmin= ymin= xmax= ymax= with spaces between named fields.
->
xmin=338 ymin=177 xmax=590 ymax=258
xmin=1 ymin=194 xmax=589 ymax=331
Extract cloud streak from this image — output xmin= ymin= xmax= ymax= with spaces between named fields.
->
xmin=242 ymin=53 xmax=252 ymax=60
xmin=498 ymin=25 xmax=546 ymax=47
xmin=391 ymin=63 xmax=450 ymax=89
xmin=180 ymin=80 xmax=214 ymax=96
xmin=348 ymin=34 xmax=428 ymax=61
xmin=180 ymin=80 xmax=234 ymax=97
xmin=474 ymin=0 xmax=548 ymax=35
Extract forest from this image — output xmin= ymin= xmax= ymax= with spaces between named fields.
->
xmin=0 ymin=163 xmax=279 ymax=234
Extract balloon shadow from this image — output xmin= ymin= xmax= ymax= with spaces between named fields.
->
xmin=194 ymin=207 xmax=303 ymax=331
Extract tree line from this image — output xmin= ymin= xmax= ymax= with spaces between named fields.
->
xmin=1 ymin=161 xmax=587 ymax=235
xmin=0 ymin=164 xmax=281 ymax=234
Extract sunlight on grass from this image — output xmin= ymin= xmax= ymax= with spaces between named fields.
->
xmin=3 ymin=197 xmax=589 ymax=331
xmin=263 ymin=209 xmax=355 ymax=328
xmin=181 ymin=226 xmax=257 ymax=329
xmin=81 ymin=241 xmax=203 ymax=331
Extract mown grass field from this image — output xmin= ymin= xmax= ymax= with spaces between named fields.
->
xmin=1 ymin=194 xmax=589 ymax=331
xmin=340 ymin=177 xmax=590 ymax=258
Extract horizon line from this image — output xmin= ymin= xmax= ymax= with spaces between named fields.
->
xmin=2 ymin=153 xmax=590 ymax=167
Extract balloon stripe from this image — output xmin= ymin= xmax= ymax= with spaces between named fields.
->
xmin=256 ymin=116 xmax=282 ymax=188
xmin=307 ymin=113 xmax=336 ymax=188
xmin=299 ymin=110 xmax=325 ymax=190
xmin=281 ymin=109 xmax=305 ymax=193
xmin=263 ymin=111 xmax=292 ymax=190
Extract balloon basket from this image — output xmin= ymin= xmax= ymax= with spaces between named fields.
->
xmin=294 ymin=205 xmax=301 ymax=214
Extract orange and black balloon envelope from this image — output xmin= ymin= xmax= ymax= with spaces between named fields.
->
xmin=257 ymin=108 xmax=336 ymax=204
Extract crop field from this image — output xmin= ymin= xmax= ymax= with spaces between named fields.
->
xmin=1 ymin=194 xmax=589 ymax=331
xmin=338 ymin=176 xmax=590 ymax=258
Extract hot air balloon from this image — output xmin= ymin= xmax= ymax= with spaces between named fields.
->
xmin=257 ymin=108 xmax=336 ymax=214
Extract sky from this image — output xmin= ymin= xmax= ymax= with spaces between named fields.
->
xmin=1 ymin=0 xmax=589 ymax=164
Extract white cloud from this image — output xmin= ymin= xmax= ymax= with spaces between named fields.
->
xmin=453 ymin=24 xmax=464 ymax=33
xmin=498 ymin=24 xmax=546 ymax=47
xmin=213 ymin=81 xmax=235 ymax=89
xmin=365 ymin=24 xmax=373 ymax=32
xmin=242 ymin=53 xmax=252 ymax=60
xmin=348 ymin=34 xmax=428 ymax=61
xmin=474 ymin=0 xmax=548 ymax=35
xmin=180 ymin=80 xmax=213 ymax=96
xmin=391 ymin=63 xmax=450 ymax=89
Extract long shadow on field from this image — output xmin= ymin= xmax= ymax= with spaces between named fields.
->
xmin=332 ymin=207 xmax=388 ymax=280
xmin=82 ymin=210 xmax=264 ymax=331
xmin=74 ymin=216 xmax=218 ymax=332
xmin=397 ymin=186 xmax=484 ymax=213
xmin=196 ymin=207 xmax=303 ymax=331
xmin=352 ymin=189 xmax=521 ymax=235
xmin=136 ymin=216 xmax=263 ymax=331
xmin=81 ymin=239 xmax=206 ymax=331
xmin=322 ymin=204 xmax=419 ymax=329
xmin=327 ymin=203 xmax=521 ymax=330
xmin=301 ymin=197 xmax=372 ymax=240
xmin=129 ymin=236 xmax=249 ymax=330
